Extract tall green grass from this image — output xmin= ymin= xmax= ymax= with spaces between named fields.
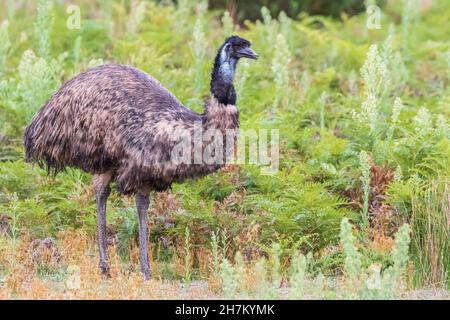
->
xmin=410 ymin=181 xmax=449 ymax=288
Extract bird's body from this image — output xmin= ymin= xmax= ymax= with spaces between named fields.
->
xmin=25 ymin=64 xmax=238 ymax=194
xmin=24 ymin=36 xmax=258 ymax=279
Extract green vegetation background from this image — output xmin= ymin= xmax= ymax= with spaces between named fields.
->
xmin=0 ymin=0 xmax=448 ymax=291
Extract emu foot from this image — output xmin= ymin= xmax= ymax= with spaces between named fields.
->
xmin=99 ymin=262 xmax=111 ymax=279
xmin=142 ymin=267 xmax=151 ymax=281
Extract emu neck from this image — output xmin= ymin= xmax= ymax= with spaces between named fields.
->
xmin=210 ymin=50 xmax=237 ymax=106
xmin=203 ymin=97 xmax=239 ymax=133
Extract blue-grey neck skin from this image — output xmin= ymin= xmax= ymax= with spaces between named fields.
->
xmin=218 ymin=46 xmax=237 ymax=83
xmin=210 ymin=44 xmax=237 ymax=105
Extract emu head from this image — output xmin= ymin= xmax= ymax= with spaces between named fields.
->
xmin=220 ymin=35 xmax=259 ymax=62
xmin=215 ymin=35 xmax=258 ymax=84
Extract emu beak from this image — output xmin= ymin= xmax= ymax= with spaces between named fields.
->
xmin=237 ymin=47 xmax=259 ymax=60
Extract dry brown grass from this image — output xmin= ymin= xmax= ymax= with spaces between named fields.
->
xmin=0 ymin=230 xmax=217 ymax=299
xmin=1 ymin=230 xmax=448 ymax=300
xmin=0 ymin=229 xmax=298 ymax=299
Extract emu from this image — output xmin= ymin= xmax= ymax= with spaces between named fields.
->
xmin=24 ymin=36 xmax=258 ymax=279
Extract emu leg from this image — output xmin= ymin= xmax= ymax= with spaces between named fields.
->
xmin=136 ymin=192 xmax=151 ymax=280
xmin=93 ymin=173 xmax=112 ymax=278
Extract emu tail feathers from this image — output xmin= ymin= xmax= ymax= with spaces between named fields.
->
xmin=23 ymin=116 xmax=65 ymax=176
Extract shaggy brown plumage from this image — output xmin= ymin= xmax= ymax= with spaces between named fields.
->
xmin=24 ymin=64 xmax=238 ymax=194
xmin=23 ymin=35 xmax=258 ymax=279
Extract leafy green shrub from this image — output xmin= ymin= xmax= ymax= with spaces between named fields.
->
xmin=115 ymin=207 xmax=138 ymax=260
xmin=196 ymin=172 xmax=240 ymax=202
xmin=0 ymin=161 xmax=42 ymax=198
xmin=243 ymin=168 xmax=353 ymax=251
